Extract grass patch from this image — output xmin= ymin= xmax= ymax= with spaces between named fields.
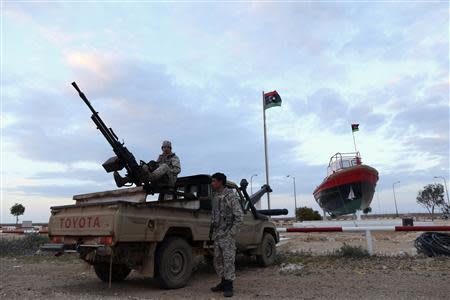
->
xmin=334 ymin=243 xmax=370 ymax=258
xmin=276 ymin=244 xmax=371 ymax=267
xmin=0 ymin=234 xmax=50 ymax=256
xmin=276 ymin=251 xmax=341 ymax=266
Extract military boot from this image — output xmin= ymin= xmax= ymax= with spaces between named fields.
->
xmin=211 ymin=278 xmax=225 ymax=292
xmin=113 ymin=171 xmax=129 ymax=187
xmin=223 ymin=280 xmax=233 ymax=297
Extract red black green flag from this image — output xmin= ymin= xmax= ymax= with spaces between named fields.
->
xmin=351 ymin=124 xmax=359 ymax=132
xmin=264 ymin=91 xmax=282 ymax=110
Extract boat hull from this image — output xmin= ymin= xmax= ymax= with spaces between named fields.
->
xmin=313 ymin=165 xmax=378 ymax=216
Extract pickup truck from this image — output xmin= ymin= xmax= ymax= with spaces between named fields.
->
xmin=43 ymin=175 xmax=286 ymax=289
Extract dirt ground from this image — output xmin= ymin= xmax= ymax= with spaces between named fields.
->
xmin=279 ymin=231 xmax=425 ymax=256
xmin=1 ymin=232 xmax=449 ymax=300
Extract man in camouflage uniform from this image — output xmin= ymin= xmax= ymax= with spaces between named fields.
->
xmin=142 ymin=140 xmax=181 ymax=186
xmin=114 ymin=140 xmax=181 ymax=188
xmin=209 ymin=172 xmax=243 ymax=298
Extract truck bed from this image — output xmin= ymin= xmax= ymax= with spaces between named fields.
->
xmin=49 ymin=200 xmax=211 ymax=243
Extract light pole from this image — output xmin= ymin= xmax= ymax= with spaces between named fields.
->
xmin=434 ymin=176 xmax=449 ymax=205
xmin=392 ymin=181 xmax=400 ymax=217
xmin=250 ymin=174 xmax=258 ymax=194
xmin=286 ymin=175 xmax=297 ymax=218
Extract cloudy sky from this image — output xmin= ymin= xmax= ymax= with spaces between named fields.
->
xmin=1 ymin=2 xmax=449 ymax=223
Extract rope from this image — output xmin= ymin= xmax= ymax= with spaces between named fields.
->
xmin=414 ymin=232 xmax=450 ymax=257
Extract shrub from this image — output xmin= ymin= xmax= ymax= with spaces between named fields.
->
xmin=296 ymin=206 xmax=322 ymax=221
xmin=0 ymin=234 xmax=50 ymax=256
xmin=335 ymin=243 xmax=370 ymax=258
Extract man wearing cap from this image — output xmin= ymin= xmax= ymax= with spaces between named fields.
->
xmin=209 ymin=172 xmax=243 ymax=297
xmin=113 ymin=140 xmax=181 ymax=187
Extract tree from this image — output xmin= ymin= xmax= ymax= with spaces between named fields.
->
xmin=10 ymin=203 xmax=25 ymax=225
xmin=416 ymin=184 xmax=445 ymax=220
xmin=296 ymin=206 xmax=322 ymax=221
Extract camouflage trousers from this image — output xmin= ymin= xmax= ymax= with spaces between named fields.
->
xmin=142 ymin=163 xmax=177 ymax=187
xmin=213 ymin=235 xmax=237 ymax=281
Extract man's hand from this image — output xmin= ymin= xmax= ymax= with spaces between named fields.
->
xmin=148 ymin=160 xmax=159 ymax=172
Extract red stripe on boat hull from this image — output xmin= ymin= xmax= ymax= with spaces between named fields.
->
xmin=313 ymin=165 xmax=379 ymax=196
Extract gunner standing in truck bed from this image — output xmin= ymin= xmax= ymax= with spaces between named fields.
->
xmin=114 ymin=140 xmax=181 ymax=187
xmin=210 ymin=172 xmax=243 ymax=297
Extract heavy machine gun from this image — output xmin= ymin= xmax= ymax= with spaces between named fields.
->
xmin=71 ymin=82 xmax=144 ymax=187
xmin=239 ymin=179 xmax=288 ymax=219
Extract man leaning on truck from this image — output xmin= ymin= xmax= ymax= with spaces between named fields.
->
xmin=210 ymin=172 xmax=243 ymax=298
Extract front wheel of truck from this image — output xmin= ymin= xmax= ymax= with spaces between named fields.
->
xmin=155 ymin=237 xmax=193 ymax=289
xmin=256 ymin=233 xmax=276 ymax=267
xmin=94 ymin=263 xmax=131 ymax=283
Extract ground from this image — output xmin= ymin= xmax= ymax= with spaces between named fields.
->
xmin=1 ymin=231 xmax=449 ymax=300
xmin=279 ymin=231 xmax=424 ymax=256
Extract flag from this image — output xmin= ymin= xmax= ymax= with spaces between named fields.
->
xmin=264 ymin=91 xmax=282 ymax=110
xmin=351 ymin=124 xmax=359 ymax=132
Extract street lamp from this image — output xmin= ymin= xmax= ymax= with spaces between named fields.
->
xmin=434 ymin=176 xmax=449 ymax=205
xmin=250 ymin=174 xmax=258 ymax=194
xmin=286 ymin=175 xmax=297 ymax=217
xmin=392 ymin=181 xmax=400 ymax=217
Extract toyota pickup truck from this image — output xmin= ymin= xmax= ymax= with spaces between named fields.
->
xmin=43 ymin=175 xmax=286 ymax=289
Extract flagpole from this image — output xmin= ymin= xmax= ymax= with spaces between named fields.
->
xmin=262 ymin=91 xmax=271 ymax=209
xmin=352 ymin=130 xmax=357 ymax=152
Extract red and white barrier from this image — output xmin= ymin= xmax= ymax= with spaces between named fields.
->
xmin=277 ymin=226 xmax=450 ymax=233
xmin=277 ymin=226 xmax=450 ymax=255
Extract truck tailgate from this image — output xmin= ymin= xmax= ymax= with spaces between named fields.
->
xmin=49 ymin=204 xmax=118 ymax=236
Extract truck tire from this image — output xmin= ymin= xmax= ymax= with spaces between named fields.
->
xmin=94 ymin=263 xmax=131 ymax=283
xmin=155 ymin=237 xmax=193 ymax=289
xmin=256 ymin=233 xmax=276 ymax=267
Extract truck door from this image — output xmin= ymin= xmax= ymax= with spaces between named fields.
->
xmin=234 ymin=189 xmax=260 ymax=247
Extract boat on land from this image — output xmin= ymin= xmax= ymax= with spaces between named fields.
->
xmin=313 ymin=152 xmax=379 ymax=216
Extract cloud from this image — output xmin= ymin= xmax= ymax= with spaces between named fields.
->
xmin=4 ymin=53 xmax=299 ymax=206
xmin=2 ymin=3 xmax=449 ymax=222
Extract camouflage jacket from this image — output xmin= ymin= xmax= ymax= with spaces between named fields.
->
xmin=157 ymin=153 xmax=181 ymax=175
xmin=211 ymin=187 xmax=243 ymax=240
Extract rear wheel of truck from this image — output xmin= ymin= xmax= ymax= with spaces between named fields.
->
xmin=256 ymin=233 xmax=276 ymax=267
xmin=155 ymin=237 xmax=193 ymax=289
xmin=94 ymin=263 xmax=131 ymax=282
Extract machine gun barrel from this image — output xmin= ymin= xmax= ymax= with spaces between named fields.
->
xmin=72 ymin=82 xmax=117 ymax=149
xmin=71 ymin=82 xmax=96 ymax=114
xmin=258 ymin=209 xmax=288 ymax=216
xmin=71 ymin=82 xmax=142 ymax=187
xmin=250 ymin=184 xmax=272 ymax=205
